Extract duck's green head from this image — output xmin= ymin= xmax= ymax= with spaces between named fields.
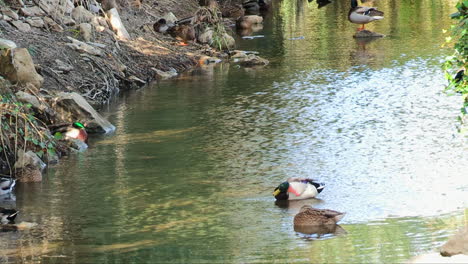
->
xmin=273 ymin=181 xmax=289 ymax=197
xmin=72 ymin=122 xmax=85 ymax=129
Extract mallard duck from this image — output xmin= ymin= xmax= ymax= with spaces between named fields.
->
xmin=0 ymin=177 xmax=15 ymax=196
xmin=348 ymin=0 xmax=384 ymax=31
xmin=0 ymin=207 xmax=18 ymax=224
xmin=294 ymin=205 xmax=345 ymax=226
xmin=153 ymin=18 xmax=170 ymax=34
xmin=273 ymin=177 xmax=324 ymax=200
xmin=167 ymin=24 xmax=196 ymax=44
xmin=50 ymin=122 xmax=88 ymax=142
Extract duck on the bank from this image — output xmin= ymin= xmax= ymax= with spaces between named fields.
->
xmin=0 ymin=177 xmax=15 ymax=196
xmin=167 ymin=24 xmax=196 ymax=45
xmin=0 ymin=207 xmax=18 ymax=224
xmin=273 ymin=177 xmax=325 ymax=200
xmin=348 ymin=0 xmax=384 ymax=31
xmin=50 ymin=122 xmax=88 ymax=142
xmin=153 ymin=18 xmax=171 ymax=34
xmin=293 ymin=205 xmax=345 ymax=226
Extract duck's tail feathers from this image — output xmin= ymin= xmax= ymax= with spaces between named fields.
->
xmin=371 ymin=16 xmax=384 ymax=21
xmin=7 ymin=211 xmax=18 ymax=221
xmin=334 ymin=213 xmax=346 ymax=223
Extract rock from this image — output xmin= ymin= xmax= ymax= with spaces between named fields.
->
xmin=0 ymin=48 xmax=44 ymax=88
xmin=25 ymin=17 xmax=45 ymax=28
xmin=71 ymin=6 xmax=95 ymax=23
xmin=198 ymin=29 xmax=213 ymax=44
xmin=16 ymin=91 xmax=45 ymax=111
xmin=68 ymin=138 xmax=88 ymax=152
xmin=106 ymin=8 xmax=130 ymax=40
xmin=79 ymin=23 xmax=93 ymax=42
xmin=39 ymin=0 xmax=74 ymax=15
xmin=440 ymin=226 xmax=468 ymax=257
xmin=20 ymin=6 xmax=46 ymax=17
xmin=236 ymin=15 xmax=263 ymax=29
xmin=14 ymin=150 xmax=46 ymax=171
xmin=152 ymin=67 xmax=178 ymax=79
xmin=66 ymin=36 xmax=104 ymax=56
xmin=1 ymin=7 xmax=19 ymax=20
xmin=43 ymin=16 xmax=63 ymax=32
xmin=10 ymin=20 xmax=31 ymax=32
xmin=101 ymin=0 xmax=117 ymax=11
xmin=198 ymin=29 xmax=235 ymax=50
xmin=0 ymin=38 xmax=17 ymax=49
xmin=49 ymin=92 xmax=116 ymax=133
xmin=1 ymin=14 xmax=12 ymax=21
xmin=91 ymin=16 xmax=107 ymax=27
xmin=88 ymin=4 xmax=100 ymax=13
xmin=54 ymin=59 xmax=74 ymax=72
xmin=162 ymin=12 xmax=178 ymax=24
xmin=238 ymin=54 xmax=269 ymax=67
xmin=62 ymin=16 xmax=76 ymax=26
xmin=353 ymin=29 xmax=385 ymax=38
xmin=220 ymin=33 xmax=235 ymax=50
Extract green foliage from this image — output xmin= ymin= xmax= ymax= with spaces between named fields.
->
xmin=443 ymin=1 xmax=468 ymax=130
xmin=0 ymin=93 xmax=58 ymax=176
xmin=443 ymin=1 xmax=468 ymax=94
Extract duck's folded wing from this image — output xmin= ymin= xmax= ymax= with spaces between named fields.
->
xmin=288 ymin=181 xmax=307 ymax=195
xmin=366 ymin=8 xmax=384 ymax=16
xmin=354 ymin=6 xmax=371 ymax=14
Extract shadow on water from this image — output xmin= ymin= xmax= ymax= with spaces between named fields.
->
xmin=2 ymin=0 xmax=467 ymax=263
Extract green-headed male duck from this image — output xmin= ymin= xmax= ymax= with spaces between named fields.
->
xmin=294 ymin=205 xmax=345 ymax=226
xmin=348 ymin=0 xmax=384 ymax=31
xmin=273 ymin=177 xmax=325 ymax=200
xmin=51 ymin=122 xmax=88 ymax=142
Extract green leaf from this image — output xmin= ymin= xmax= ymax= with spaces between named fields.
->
xmin=35 ymin=150 xmax=44 ymax=158
xmin=54 ymin=132 xmax=63 ymax=140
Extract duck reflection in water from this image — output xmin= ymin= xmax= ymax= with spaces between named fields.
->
xmin=294 ymin=223 xmax=347 ymax=239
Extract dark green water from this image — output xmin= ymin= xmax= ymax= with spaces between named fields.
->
xmin=2 ymin=0 xmax=467 ymax=263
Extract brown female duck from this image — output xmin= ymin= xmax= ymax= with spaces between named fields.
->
xmin=293 ymin=205 xmax=345 ymax=226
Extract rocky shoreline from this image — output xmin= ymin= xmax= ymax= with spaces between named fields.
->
xmin=0 ymin=0 xmax=269 ymax=182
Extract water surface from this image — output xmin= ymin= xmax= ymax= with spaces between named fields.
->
xmin=2 ymin=0 xmax=467 ymax=263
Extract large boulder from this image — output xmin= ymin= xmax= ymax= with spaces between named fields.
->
xmin=49 ymin=92 xmax=115 ymax=133
xmin=0 ymin=48 xmax=44 ymax=88
xmin=441 ymin=226 xmax=468 ymax=257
